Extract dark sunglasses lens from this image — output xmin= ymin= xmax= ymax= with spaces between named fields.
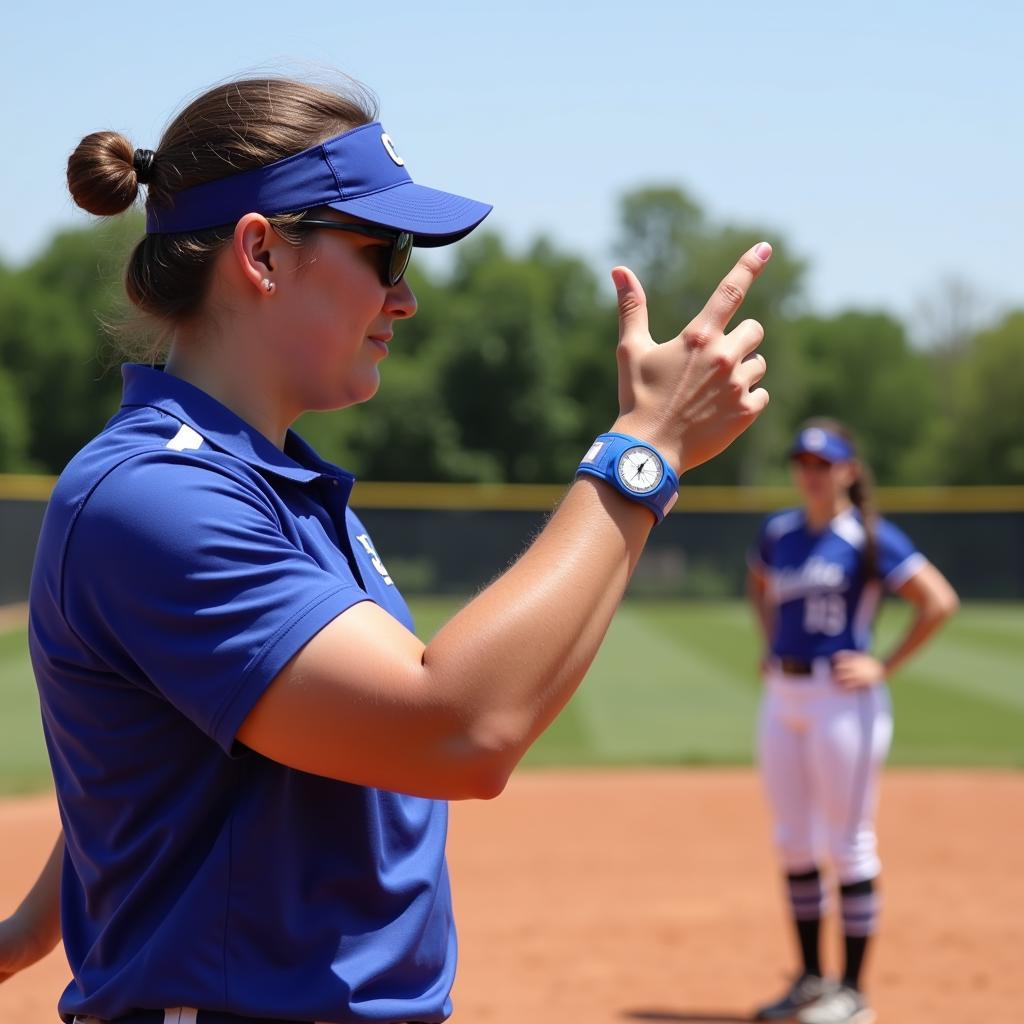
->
xmin=792 ymin=454 xmax=831 ymax=471
xmin=389 ymin=233 xmax=413 ymax=285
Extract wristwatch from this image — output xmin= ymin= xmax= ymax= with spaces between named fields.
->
xmin=575 ymin=432 xmax=679 ymax=523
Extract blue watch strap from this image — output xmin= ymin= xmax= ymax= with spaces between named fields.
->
xmin=575 ymin=432 xmax=679 ymax=523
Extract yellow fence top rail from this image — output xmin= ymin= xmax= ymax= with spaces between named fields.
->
xmin=3 ymin=474 xmax=1024 ymax=512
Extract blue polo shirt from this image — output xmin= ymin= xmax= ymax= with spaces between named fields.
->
xmin=29 ymin=365 xmax=455 ymax=1023
xmin=751 ymin=507 xmax=925 ymax=660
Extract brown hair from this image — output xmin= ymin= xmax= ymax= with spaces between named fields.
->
xmin=66 ymin=77 xmax=377 ymax=352
xmin=798 ymin=417 xmax=879 ymax=578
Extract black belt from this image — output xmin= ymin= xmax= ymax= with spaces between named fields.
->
xmin=778 ymin=656 xmax=834 ymax=676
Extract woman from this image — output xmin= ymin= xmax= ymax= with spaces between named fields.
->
xmin=748 ymin=419 xmax=959 ymax=1024
xmin=0 ymin=75 xmax=771 ymax=1024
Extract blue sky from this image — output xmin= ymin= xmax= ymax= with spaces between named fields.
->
xmin=3 ymin=0 xmax=1019 ymax=331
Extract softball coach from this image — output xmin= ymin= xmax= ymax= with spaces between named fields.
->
xmin=1 ymin=75 xmax=771 ymax=1024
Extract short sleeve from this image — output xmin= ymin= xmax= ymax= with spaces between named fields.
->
xmin=62 ymin=453 xmax=367 ymax=753
xmin=876 ymin=517 xmax=926 ymax=592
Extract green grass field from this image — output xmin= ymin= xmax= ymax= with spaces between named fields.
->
xmin=2 ymin=600 xmax=1022 ymax=794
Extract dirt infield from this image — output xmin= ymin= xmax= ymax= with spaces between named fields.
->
xmin=1 ymin=769 xmax=1021 ymax=1023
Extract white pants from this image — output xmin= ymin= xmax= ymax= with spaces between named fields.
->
xmin=757 ymin=666 xmax=893 ymax=884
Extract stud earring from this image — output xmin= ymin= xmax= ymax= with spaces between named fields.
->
xmin=262 ymin=278 xmax=276 ymax=294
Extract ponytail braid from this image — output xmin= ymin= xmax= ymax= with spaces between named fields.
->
xmin=848 ymin=463 xmax=879 ymax=579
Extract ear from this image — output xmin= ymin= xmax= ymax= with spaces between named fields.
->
xmin=232 ymin=213 xmax=281 ymax=295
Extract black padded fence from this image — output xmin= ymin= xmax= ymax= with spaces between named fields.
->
xmin=3 ymin=496 xmax=1023 ymax=603
xmin=356 ymin=507 xmax=1024 ymax=599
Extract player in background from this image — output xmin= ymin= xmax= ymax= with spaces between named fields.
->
xmin=748 ymin=419 xmax=959 ymax=1024
xmin=0 ymin=74 xmax=772 ymax=1024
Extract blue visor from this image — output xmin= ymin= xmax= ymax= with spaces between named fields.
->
xmin=145 ymin=121 xmax=492 ymax=247
xmin=789 ymin=427 xmax=854 ymax=463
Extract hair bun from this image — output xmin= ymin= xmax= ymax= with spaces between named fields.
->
xmin=67 ymin=130 xmax=143 ymax=216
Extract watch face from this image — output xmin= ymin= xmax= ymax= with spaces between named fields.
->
xmin=616 ymin=446 xmax=664 ymax=494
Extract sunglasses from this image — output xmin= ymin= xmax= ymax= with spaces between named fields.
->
xmin=790 ymin=453 xmax=835 ymax=471
xmin=300 ymin=219 xmax=413 ymax=287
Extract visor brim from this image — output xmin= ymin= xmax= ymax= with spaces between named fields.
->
xmin=789 ymin=443 xmax=850 ymax=464
xmin=327 ymin=181 xmax=493 ymax=247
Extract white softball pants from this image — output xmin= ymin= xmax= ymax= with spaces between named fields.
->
xmin=756 ymin=665 xmax=893 ymax=884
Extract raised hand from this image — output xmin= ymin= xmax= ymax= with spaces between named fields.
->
xmin=611 ymin=242 xmax=772 ymax=474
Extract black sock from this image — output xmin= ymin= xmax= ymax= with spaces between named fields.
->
xmin=786 ymin=868 xmax=824 ymax=977
xmin=796 ymin=917 xmax=822 ymax=977
xmin=843 ymin=934 xmax=869 ymax=990
xmin=840 ymin=877 xmax=879 ymax=990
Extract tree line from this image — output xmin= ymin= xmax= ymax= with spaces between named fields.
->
xmin=1 ymin=186 xmax=1021 ymax=486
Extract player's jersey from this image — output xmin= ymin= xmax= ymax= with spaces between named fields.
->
xmin=752 ymin=507 xmax=925 ymax=660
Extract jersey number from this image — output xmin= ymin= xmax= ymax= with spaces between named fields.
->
xmin=803 ymin=594 xmax=846 ymax=636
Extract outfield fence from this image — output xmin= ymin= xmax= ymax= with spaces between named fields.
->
xmin=2 ymin=476 xmax=1023 ymax=602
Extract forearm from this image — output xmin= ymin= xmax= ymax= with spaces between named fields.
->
xmin=424 ymin=476 xmax=652 ymax=762
xmin=881 ymin=604 xmax=953 ymax=676
xmin=0 ymin=834 xmax=62 ymax=980
xmin=881 ymin=564 xmax=959 ymax=677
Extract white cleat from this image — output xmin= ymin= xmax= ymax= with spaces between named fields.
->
xmin=797 ymin=984 xmax=876 ymax=1024
xmin=753 ymin=973 xmax=833 ymax=1020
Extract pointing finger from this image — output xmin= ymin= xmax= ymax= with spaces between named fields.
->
xmin=689 ymin=242 xmax=772 ymax=337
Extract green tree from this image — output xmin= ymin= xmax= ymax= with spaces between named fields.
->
xmin=523 ymin=237 xmax=615 ymax=462
xmin=0 ymin=216 xmax=142 ymax=472
xmin=785 ymin=311 xmax=938 ymax=484
xmin=0 ymin=362 xmax=30 ymax=470
xmin=938 ymin=311 xmax=1024 ymax=483
xmin=433 ymin=233 xmax=588 ymax=482
xmin=0 ymin=271 xmax=111 ymax=472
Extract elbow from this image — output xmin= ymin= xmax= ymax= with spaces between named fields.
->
xmin=935 ymin=585 xmax=960 ymax=621
xmin=449 ymin=716 xmax=529 ymax=800
xmin=920 ymin=594 xmax=958 ymax=631
xmin=448 ymin=749 xmax=515 ymax=801
xmin=463 ymin=762 xmax=514 ymax=801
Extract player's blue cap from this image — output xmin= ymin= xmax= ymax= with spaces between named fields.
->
xmin=789 ymin=427 xmax=854 ymax=463
xmin=145 ymin=121 xmax=492 ymax=246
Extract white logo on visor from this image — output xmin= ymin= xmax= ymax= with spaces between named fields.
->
xmin=381 ymin=133 xmax=405 ymax=166
xmin=802 ymin=428 xmax=828 ymax=452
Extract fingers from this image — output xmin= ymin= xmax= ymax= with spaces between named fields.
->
xmin=832 ymin=652 xmax=882 ymax=689
xmin=687 ymin=242 xmax=772 ymax=339
xmin=611 ymin=266 xmax=651 ymax=350
xmin=745 ymin=386 xmax=770 ymax=415
xmin=832 ymin=651 xmax=855 ymax=678
xmin=729 ymin=318 xmax=765 ymax=361
xmin=737 ymin=351 xmax=767 ymax=393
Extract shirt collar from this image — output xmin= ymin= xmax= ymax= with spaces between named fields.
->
xmin=119 ymin=364 xmax=354 ymax=487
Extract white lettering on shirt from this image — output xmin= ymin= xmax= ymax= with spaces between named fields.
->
xmin=355 ymin=533 xmax=393 ymax=586
xmin=772 ymin=556 xmax=847 ymax=602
